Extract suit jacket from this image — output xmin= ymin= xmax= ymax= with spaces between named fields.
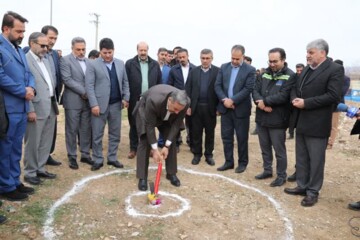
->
xmin=168 ymin=62 xmax=196 ymax=90
xmin=125 ymin=55 xmax=162 ymax=114
xmin=0 ymin=89 xmax=8 ymax=139
xmin=26 ymin=52 xmax=59 ymax=119
xmin=0 ymin=34 xmax=35 ymax=113
xmin=86 ymin=57 xmax=130 ymax=114
xmin=133 ymin=84 xmax=189 ymax=145
xmin=290 ymin=58 xmax=343 ymax=137
xmin=60 ymin=54 xmax=90 ymax=109
xmin=185 ymin=65 xmax=220 ymax=117
xmin=47 ymin=49 xmax=62 ymax=102
xmin=214 ymin=62 xmax=256 ymax=118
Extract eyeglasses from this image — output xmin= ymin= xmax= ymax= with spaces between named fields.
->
xmin=34 ymin=42 xmax=49 ymax=49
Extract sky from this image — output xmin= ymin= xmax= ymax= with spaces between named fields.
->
xmin=1 ymin=0 xmax=360 ymax=70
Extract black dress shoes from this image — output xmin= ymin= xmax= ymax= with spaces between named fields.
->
xmin=255 ymin=172 xmax=273 ymax=180
xmin=301 ymin=195 xmax=318 ymax=207
xmin=24 ymin=176 xmax=42 ymax=185
xmin=287 ymin=172 xmax=296 ymax=182
xmin=217 ymin=162 xmax=234 ymax=171
xmin=138 ymin=179 xmax=148 ymax=191
xmin=270 ymin=177 xmax=286 ymax=187
xmin=69 ymin=158 xmax=79 ymax=170
xmin=107 ymin=161 xmax=124 ymax=168
xmin=37 ymin=171 xmax=56 ymax=179
xmin=16 ymin=183 xmax=34 ymax=195
xmin=191 ymin=157 xmax=201 ymax=165
xmin=348 ymin=201 xmax=360 ymax=211
xmin=80 ymin=157 xmax=94 ymax=166
xmin=284 ymin=186 xmax=306 ymax=196
xmin=166 ymin=174 xmax=180 ymax=187
xmin=1 ymin=189 xmax=28 ymax=201
xmin=205 ymin=157 xmax=215 ymax=166
xmin=91 ymin=162 xmax=103 ymax=171
xmin=0 ymin=215 xmax=7 ymax=224
xmin=235 ymin=165 xmax=246 ymax=173
xmin=46 ymin=155 xmax=62 ymax=166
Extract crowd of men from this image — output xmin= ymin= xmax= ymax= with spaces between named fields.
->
xmin=0 ymin=10 xmax=359 ymax=224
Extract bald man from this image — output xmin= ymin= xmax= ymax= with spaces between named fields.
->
xmin=125 ymin=42 xmax=162 ymax=159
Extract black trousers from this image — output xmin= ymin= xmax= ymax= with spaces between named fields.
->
xmin=191 ymin=103 xmax=216 ymax=158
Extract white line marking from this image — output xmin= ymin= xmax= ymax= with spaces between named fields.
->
xmin=125 ymin=191 xmax=191 ymax=218
xmin=43 ymin=166 xmax=294 ymax=240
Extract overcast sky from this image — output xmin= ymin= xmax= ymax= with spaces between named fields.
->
xmin=2 ymin=0 xmax=360 ymax=70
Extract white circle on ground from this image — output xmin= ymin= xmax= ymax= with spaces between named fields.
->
xmin=125 ymin=191 xmax=191 ymax=218
xmin=43 ymin=167 xmax=294 ymax=240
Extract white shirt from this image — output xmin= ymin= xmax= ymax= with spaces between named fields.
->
xmin=30 ymin=51 xmax=54 ymax=97
xmin=74 ymin=55 xmax=86 ymax=74
xmin=181 ymin=63 xmax=190 ymax=84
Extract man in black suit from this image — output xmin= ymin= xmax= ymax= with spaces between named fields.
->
xmin=125 ymin=42 xmax=162 ymax=159
xmin=168 ymin=48 xmax=196 ymax=151
xmin=214 ymin=44 xmax=256 ymax=173
xmin=186 ymin=49 xmax=219 ymax=166
xmin=133 ymin=85 xmax=190 ymax=191
xmin=284 ymin=39 xmax=343 ymax=207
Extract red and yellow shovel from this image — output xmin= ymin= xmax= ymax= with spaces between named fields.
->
xmin=147 ymin=161 xmax=162 ymax=205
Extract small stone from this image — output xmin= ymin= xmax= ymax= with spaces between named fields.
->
xmin=128 ymin=222 xmax=133 ymax=227
xmin=131 ymin=232 xmax=140 ymax=237
xmin=212 ymin=212 xmax=218 ymax=217
xmin=179 ymin=234 xmax=188 ymax=239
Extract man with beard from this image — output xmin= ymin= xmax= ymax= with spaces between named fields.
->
xmin=0 ymin=11 xmax=36 ymax=201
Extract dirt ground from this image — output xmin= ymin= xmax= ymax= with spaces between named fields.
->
xmin=1 ymin=103 xmax=360 ymax=240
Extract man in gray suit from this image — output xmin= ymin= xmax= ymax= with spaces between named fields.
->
xmin=60 ymin=37 xmax=93 ymax=170
xmin=24 ymin=32 xmax=59 ymax=185
xmin=85 ymin=38 xmax=130 ymax=171
xmin=133 ymin=85 xmax=190 ymax=191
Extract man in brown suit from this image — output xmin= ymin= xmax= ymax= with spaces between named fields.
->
xmin=133 ymin=85 xmax=190 ymax=191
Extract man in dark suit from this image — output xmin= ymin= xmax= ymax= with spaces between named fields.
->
xmin=168 ymin=48 xmax=196 ymax=151
xmin=0 ymin=11 xmax=36 ymax=201
xmin=348 ymin=111 xmax=360 ymax=210
xmin=125 ymin=42 xmax=162 ymax=159
xmin=284 ymin=39 xmax=343 ymax=207
xmin=41 ymin=25 xmax=62 ymax=166
xmin=214 ymin=44 xmax=256 ymax=173
xmin=186 ymin=49 xmax=219 ymax=166
xmin=133 ymin=85 xmax=190 ymax=191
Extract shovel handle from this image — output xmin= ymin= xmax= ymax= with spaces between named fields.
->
xmin=154 ymin=162 xmax=162 ymax=194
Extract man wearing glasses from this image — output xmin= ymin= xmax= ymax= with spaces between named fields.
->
xmin=23 ymin=32 xmax=59 ymax=185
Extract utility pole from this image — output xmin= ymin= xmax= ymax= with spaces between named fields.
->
xmin=89 ymin=13 xmax=100 ymax=50
xmin=50 ymin=0 xmax=53 ymax=25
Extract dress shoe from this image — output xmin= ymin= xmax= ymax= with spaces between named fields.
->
xmin=166 ymin=174 xmax=181 ymax=187
xmin=46 ymin=155 xmax=62 ymax=166
xmin=107 ymin=160 xmax=124 ymax=168
xmin=24 ymin=176 xmax=42 ymax=185
xmin=235 ymin=165 xmax=247 ymax=173
xmin=287 ymin=172 xmax=296 ymax=182
xmin=69 ymin=158 xmax=79 ymax=170
xmin=191 ymin=157 xmax=201 ymax=165
xmin=270 ymin=177 xmax=286 ymax=187
xmin=127 ymin=151 xmax=136 ymax=159
xmin=91 ymin=162 xmax=103 ymax=171
xmin=80 ymin=157 xmax=94 ymax=166
xmin=16 ymin=183 xmax=34 ymax=195
xmin=255 ymin=172 xmax=273 ymax=179
xmin=138 ymin=179 xmax=148 ymax=191
xmin=0 ymin=190 xmax=28 ymax=201
xmin=37 ymin=171 xmax=56 ymax=179
xmin=348 ymin=201 xmax=360 ymax=211
xmin=284 ymin=186 xmax=306 ymax=196
xmin=205 ymin=157 xmax=215 ymax=166
xmin=217 ymin=163 xmax=234 ymax=171
xmin=0 ymin=215 xmax=7 ymax=224
xmin=301 ymin=195 xmax=318 ymax=207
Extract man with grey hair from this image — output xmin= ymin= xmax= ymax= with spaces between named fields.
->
xmin=133 ymin=84 xmax=190 ymax=191
xmin=24 ymin=32 xmax=59 ymax=185
xmin=60 ymin=37 xmax=93 ymax=170
xmin=284 ymin=39 xmax=343 ymax=207
xmin=215 ymin=44 xmax=256 ymax=173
